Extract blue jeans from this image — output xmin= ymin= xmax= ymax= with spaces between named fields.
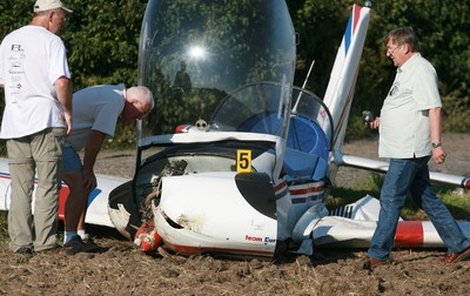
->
xmin=368 ymin=156 xmax=470 ymax=260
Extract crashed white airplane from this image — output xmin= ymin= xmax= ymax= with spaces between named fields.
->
xmin=1 ymin=0 xmax=469 ymax=258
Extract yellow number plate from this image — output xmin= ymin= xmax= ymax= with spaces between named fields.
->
xmin=236 ymin=149 xmax=252 ymax=173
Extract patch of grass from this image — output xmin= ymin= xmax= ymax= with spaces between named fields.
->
xmin=439 ymin=190 xmax=470 ymax=220
xmin=328 ymin=173 xmax=382 ymax=210
xmin=0 ymin=211 xmax=8 ymax=250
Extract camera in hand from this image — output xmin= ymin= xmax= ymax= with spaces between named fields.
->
xmin=362 ymin=110 xmax=374 ymax=125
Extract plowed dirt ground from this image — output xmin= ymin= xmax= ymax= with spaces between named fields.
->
xmin=1 ymin=133 xmax=469 ymax=296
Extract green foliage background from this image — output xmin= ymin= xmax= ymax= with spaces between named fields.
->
xmin=0 ymin=0 xmax=468 ymax=149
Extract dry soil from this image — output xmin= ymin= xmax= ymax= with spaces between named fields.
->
xmin=0 ymin=133 xmax=469 ymax=296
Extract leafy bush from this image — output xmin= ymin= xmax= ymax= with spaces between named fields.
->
xmin=0 ymin=0 xmax=468 ymax=149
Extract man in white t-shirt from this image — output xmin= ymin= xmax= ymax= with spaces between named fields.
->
xmin=61 ymin=84 xmax=154 ymax=255
xmin=0 ymin=0 xmax=73 ymax=255
xmin=364 ymin=27 xmax=470 ymax=270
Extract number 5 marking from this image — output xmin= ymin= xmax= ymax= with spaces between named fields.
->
xmin=237 ymin=149 xmax=252 ymax=173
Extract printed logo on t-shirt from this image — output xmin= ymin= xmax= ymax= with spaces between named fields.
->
xmin=8 ymin=43 xmax=25 ymax=96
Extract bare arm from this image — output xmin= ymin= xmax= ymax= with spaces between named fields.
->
xmin=429 ymin=107 xmax=446 ymax=164
xmin=55 ymin=76 xmax=73 ymax=135
xmin=82 ymin=130 xmax=107 ymax=190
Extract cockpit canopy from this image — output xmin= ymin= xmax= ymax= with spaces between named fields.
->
xmin=138 ymin=0 xmax=296 ymax=140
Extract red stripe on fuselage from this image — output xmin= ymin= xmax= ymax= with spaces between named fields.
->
xmin=289 ymin=186 xmax=324 ymax=196
xmin=273 ymin=180 xmax=287 ymax=192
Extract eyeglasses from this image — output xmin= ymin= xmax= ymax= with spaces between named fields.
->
xmin=386 ymin=44 xmax=401 ymax=56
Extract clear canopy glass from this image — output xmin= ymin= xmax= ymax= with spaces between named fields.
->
xmin=138 ymin=0 xmax=296 ymax=141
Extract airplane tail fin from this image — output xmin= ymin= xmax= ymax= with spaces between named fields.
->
xmin=322 ymin=4 xmax=371 ymax=151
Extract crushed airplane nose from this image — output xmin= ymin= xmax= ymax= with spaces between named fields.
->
xmin=134 ymin=221 xmax=163 ymax=252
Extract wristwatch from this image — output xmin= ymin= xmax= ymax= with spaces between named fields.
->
xmin=431 ymin=142 xmax=442 ymax=149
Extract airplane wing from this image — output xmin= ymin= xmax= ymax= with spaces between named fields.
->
xmin=334 ymin=152 xmax=470 ymax=189
xmin=0 ymin=157 xmax=128 ymax=227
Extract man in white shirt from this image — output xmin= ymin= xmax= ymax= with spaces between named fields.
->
xmin=61 ymin=84 xmax=154 ymax=255
xmin=364 ymin=27 xmax=470 ymax=269
xmin=0 ymin=0 xmax=73 ymax=255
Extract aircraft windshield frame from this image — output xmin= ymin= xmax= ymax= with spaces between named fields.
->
xmin=137 ymin=0 xmax=296 ymax=141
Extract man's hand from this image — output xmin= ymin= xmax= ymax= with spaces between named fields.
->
xmin=63 ymin=111 xmax=72 ymax=135
xmin=368 ymin=117 xmax=380 ymax=129
xmin=432 ymin=146 xmax=447 ymax=164
xmin=81 ymin=168 xmax=97 ymax=191
xmin=362 ymin=110 xmax=380 ymax=129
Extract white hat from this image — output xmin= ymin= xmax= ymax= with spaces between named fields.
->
xmin=34 ymin=0 xmax=73 ymax=13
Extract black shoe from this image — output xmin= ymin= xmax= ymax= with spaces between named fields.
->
xmin=64 ymin=235 xmax=100 ymax=255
